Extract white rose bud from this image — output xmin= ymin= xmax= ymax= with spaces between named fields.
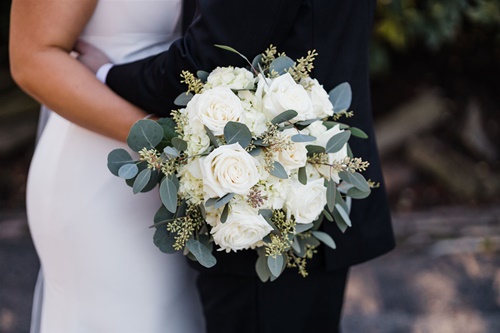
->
xmin=313 ymin=124 xmax=348 ymax=183
xmin=301 ymin=77 xmax=334 ymax=119
xmin=261 ymin=73 xmax=315 ymax=122
xmin=274 ymin=128 xmax=308 ymax=173
xmin=185 ymin=86 xmax=245 ymax=136
xmin=205 ymin=66 xmax=255 ymax=90
xmin=211 ymin=204 xmax=273 ymax=252
xmin=200 ymin=143 xmax=260 ymax=198
xmin=285 ymin=178 xmax=327 ymax=224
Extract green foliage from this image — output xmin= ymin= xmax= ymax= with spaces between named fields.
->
xmin=329 ymin=82 xmax=352 ymax=113
xmin=127 ymin=119 xmax=164 ymax=151
xmin=372 ymin=0 xmax=500 ymax=73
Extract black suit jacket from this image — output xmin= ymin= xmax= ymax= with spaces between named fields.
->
xmin=107 ymin=0 xmax=395 ymax=274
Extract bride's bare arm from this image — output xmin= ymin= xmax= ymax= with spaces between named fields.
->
xmin=9 ymin=0 xmax=147 ymax=142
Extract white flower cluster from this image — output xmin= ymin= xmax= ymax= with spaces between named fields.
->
xmin=176 ymin=65 xmax=348 ymax=253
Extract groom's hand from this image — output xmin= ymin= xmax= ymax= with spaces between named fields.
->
xmin=74 ymin=40 xmax=111 ymax=74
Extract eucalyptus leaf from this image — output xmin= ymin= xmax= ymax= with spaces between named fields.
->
xmin=154 ymin=204 xmax=174 ymax=221
xmin=271 ymin=110 xmax=298 ymax=125
xmin=249 ymin=147 xmax=262 ymax=156
xmin=118 ymin=163 xmax=139 ymax=180
xmin=312 ymin=231 xmax=337 ymax=250
xmin=171 ymin=137 xmax=188 ymax=152
xmin=141 ymin=169 xmax=160 ymax=193
xmin=127 ymin=119 xmax=164 ymax=151
xmin=163 ymin=146 xmax=179 ymax=158
xmin=224 ymin=121 xmax=252 ymax=148
xmin=256 ymin=253 xmax=271 ymax=282
xmin=291 ymin=133 xmax=316 ymax=143
xmin=339 ymin=171 xmax=370 ymax=192
xmin=267 ymin=254 xmax=284 ymax=277
xmin=326 ymin=179 xmax=337 ymax=212
xmin=153 ymin=225 xmax=176 ymax=254
xmin=186 ymin=239 xmax=217 ymax=268
xmin=295 ymin=223 xmax=314 ymax=233
xmin=323 ymin=209 xmax=334 ymax=222
xmin=325 ymin=131 xmax=351 ymax=153
xmin=269 ymin=56 xmax=295 ymax=75
xmin=197 ymin=70 xmax=209 ymax=83
xmin=329 ymin=82 xmax=352 ymax=113
xmin=303 ymin=235 xmax=321 ymax=247
xmin=296 ymin=119 xmax=320 ymax=126
xmin=205 ymin=198 xmax=217 ymax=207
xmin=251 ymin=54 xmax=264 ymax=72
xmin=157 ymin=117 xmax=178 ymax=146
xmin=220 ymin=203 xmax=230 ymax=223
xmin=348 ymin=127 xmax=369 ymax=139
xmin=174 ymin=92 xmax=194 ymax=106
xmin=306 ymin=145 xmax=326 ymax=155
xmin=133 ymin=168 xmax=152 ymax=194
xmin=204 ymin=125 xmax=219 ymax=148
xmin=214 ymin=192 xmax=235 ymax=210
xmin=269 ymin=161 xmax=288 ymax=179
xmin=258 ymin=209 xmax=273 ymax=219
xmin=347 ymin=187 xmax=371 ymax=199
xmin=107 ymin=149 xmax=135 ymax=176
xmin=159 ymin=176 xmax=178 ymax=213
xmin=291 ymin=237 xmax=302 ymax=253
xmin=335 ymin=203 xmax=352 ymax=227
xmin=323 ymin=121 xmax=339 ymax=129
xmin=298 ymin=166 xmax=307 ymax=185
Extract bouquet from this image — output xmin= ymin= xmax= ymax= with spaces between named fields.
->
xmin=107 ymin=45 xmax=372 ymax=282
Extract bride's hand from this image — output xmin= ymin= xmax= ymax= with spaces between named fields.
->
xmin=74 ymin=40 xmax=111 ymax=73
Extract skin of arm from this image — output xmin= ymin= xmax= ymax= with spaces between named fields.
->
xmin=9 ymin=0 xmax=148 ymax=142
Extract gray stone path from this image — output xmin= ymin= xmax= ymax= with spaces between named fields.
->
xmin=0 ymin=206 xmax=499 ymax=333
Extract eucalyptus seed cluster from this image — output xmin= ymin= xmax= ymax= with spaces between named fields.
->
xmin=262 ymin=124 xmax=294 ymax=172
xmin=180 ymin=70 xmax=204 ymax=94
xmin=139 ymin=148 xmax=163 ymax=170
xmin=261 ymin=45 xmax=278 ymax=66
xmin=166 ymin=205 xmax=204 ymax=251
xmin=265 ymin=210 xmax=296 ymax=258
xmin=247 ymin=186 xmax=268 ymax=208
xmin=332 ymin=156 xmax=370 ymax=173
xmin=171 ymin=109 xmax=187 ymax=137
xmin=289 ymin=49 xmax=318 ymax=82
xmin=331 ymin=110 xmax=354 ymax=121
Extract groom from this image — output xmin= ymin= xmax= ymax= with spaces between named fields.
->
xmin=80 ymin=1 xmax=395 ymax=332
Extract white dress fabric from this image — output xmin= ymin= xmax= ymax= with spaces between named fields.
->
xmin=26 ymin=1 xmax=205 ymax=332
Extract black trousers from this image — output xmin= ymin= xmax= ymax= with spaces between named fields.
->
xmin=196 ymin=267 xmax=349 ymax=333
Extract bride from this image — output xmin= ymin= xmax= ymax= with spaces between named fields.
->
xmin=9 ymin=0 xmax=205 ymax=332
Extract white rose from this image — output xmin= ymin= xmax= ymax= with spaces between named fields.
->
xmin=211 ymin=203 xmax=273 ymax=252
xmin=301 ymin=77 xmax=334 ymax=119
xmin=200 ymin=143 xmax=260 ymax=198
xmin=313 ymin=124 xmax=348 ymax=183
xmin=260 ymin=177 xmax=289 ymax=210
xmin=205 ymin=66 xmax=255 ymax=90
xmin=274 ymin=128 xmax=308 ymax=173
xmin=261 ymin=73 xmax=315 ymax=122
xmin=285 ymin=178 xmax=327 ymax=224
xmin=185 ymin=87 xmax=244 ymax=136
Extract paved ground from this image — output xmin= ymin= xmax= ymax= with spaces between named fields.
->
xmin=1 ymin=206 xmax=499 ymax=333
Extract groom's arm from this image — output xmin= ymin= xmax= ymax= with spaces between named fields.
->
xmin=106 ymin=0 xmax=302 ymax=116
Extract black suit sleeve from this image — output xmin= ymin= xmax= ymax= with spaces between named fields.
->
xmin=106 ymin=0 xmax=302 ymax=116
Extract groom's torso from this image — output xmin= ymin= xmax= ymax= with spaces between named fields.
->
xmin=183 ymin=0 xmax=395 ymax=274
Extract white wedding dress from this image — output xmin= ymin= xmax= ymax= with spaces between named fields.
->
xmin=27 ymin=1 xmax=205 ymax=332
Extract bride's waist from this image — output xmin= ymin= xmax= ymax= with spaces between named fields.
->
xmin=79 ymin=34 xmax=180 ymax=64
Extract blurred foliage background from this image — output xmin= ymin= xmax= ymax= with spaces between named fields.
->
xmin=0 ymin=0 xmax=499 ymax=213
